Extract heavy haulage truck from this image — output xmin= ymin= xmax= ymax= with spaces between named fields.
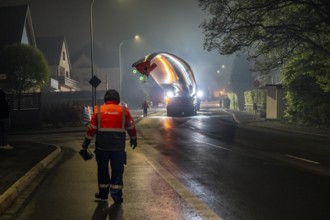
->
xmin=132 ymin=52 xmax=200 ymax=117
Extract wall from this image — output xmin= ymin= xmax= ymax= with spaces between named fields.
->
xmin=266 ymin=84 xmax=285 ymax=120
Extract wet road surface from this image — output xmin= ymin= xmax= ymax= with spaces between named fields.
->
xmin=138 ymin=110 xmax=330 ymax=220
xmin=4 ymin=108 xmax=330 ymax=220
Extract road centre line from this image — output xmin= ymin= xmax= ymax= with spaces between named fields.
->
xmin=195 ymin=140 xmax=233 ymax=152
xmin=285 ymin=154 xmax=320 ymax=165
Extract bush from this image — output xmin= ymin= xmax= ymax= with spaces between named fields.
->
xmin=280 ymin=49 xmax=330 ymax=127
xmin=283 ymin=69 xmax=330 ymax=127
xmin=226 ymin=92 xmax=239 ymax=110
xmin=41 ymin=102 xmax=83 ymax=127
xmin=244 ymin=89 xmax=266 ymax=113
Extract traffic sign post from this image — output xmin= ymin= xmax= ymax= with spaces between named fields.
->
xmin=89 ymin=75 xmax=101 ymax=110
xmin=89 ymin=75 xmax=101 ymax=88
xmin=253 ymin=80 xmax=260 ymax=115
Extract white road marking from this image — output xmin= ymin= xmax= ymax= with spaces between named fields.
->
xmin=195 ymin=140 xmax=233 ymax=152
xmin=285 ymin=154 xmax=320 ymax=165
xmin=144 ymin=156 xmax=223 ymax=220
xmin=219 ymin=109 xmax=241 ymax=123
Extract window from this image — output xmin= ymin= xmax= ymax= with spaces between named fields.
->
xmin=59 ymin=66 xmax=65 ymax=76
xmin=62 ymin=51 xmax=66 ymax=61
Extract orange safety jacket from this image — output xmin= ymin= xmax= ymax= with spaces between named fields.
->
xmin=85 ymin=101 xmax=137 ymax=151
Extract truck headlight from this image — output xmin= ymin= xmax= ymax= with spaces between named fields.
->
xmin=166 ymin=91 xmax=174 ymax=98
xmin=197 ymin=90 xmax=204 ymax=98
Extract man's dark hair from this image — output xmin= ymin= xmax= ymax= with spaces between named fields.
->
xmin=104 ymin=89 xmax=120 ymax=102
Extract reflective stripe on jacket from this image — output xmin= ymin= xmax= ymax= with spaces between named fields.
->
xmin=85 ymin=101 xmax=136 ymax=151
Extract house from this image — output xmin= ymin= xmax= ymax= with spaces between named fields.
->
xmin=0 ymin=5 xmax=37 ymax=91
xmin=0 ymin=5 xmax=36 ymax=48
xmin=36 ymin=36 xmax=80 ymax=91
xmin=71 ymin=44 xmax=119 ymax=92
xmin=0 ymin=5 xmax=42 ymax=128
xmin=0 ymin=5 xmax=79 ymax=92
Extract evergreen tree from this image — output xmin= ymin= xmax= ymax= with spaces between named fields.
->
xmin=0 ymin=44 xmax=49 ymax=93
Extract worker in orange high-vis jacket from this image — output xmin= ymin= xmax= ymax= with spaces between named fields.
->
xmin=81 ymin=89 xmax=137 ymax=204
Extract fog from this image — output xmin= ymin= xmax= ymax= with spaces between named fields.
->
xmin=1 ymin=0 xmax=235 ymax=102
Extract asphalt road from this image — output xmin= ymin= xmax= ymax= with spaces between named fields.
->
xmin=137 ymin=109 xmax=330 ymax=219
xmin=3 ymin=107 xmax=330 ymax=220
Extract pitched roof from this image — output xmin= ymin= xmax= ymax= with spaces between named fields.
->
xmin=36 ymin=36 xmax=66 ymax=65
xmin=70 ymin=43 xmax=117 ymax=68
xmin=0 ymin=5 xmax=35 ymax=48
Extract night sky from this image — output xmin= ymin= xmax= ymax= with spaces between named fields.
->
xmin=0 ymin=0 xmax=234 ymax=87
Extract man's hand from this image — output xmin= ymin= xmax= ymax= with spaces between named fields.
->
xmin=130 ymin=138 xmax=137 ymax=149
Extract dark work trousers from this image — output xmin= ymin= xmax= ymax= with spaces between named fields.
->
xmin=143 ymin=108 xmax=148 ymax=117
xmin=95 ymin=149 xmax=126 ymax=200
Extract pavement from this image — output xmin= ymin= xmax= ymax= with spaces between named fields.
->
xmin=0 ymin=107 xmax=329 ymax=218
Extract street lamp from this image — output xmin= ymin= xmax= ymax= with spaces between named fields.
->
xmin=119 ymin=35 xmax=140 ymax=98
xmin=217 ymin=65 xmax=225 ymax=74
xmin=90 ymin=0 xmax=96 ymax=108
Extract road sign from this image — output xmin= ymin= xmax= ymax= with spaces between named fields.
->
xmin=89 ymin=75 xmax=101 ymax=88
xmin=0 ymin=74 xmax=7 ymax=80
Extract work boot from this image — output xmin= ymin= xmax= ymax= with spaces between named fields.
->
xmin=112 ymin=198 xmax=123 ymax=204
xmin=95 ymin=192 xmax=108 ymax=201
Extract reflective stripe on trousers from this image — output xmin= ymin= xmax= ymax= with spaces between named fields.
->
xmin=95 ymin=149 xmax=126 ymax=200
xmin=99 ymin=184 xmax=109 ymax=188
xmin=110 ymin=184 xmax=123 ymax=189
